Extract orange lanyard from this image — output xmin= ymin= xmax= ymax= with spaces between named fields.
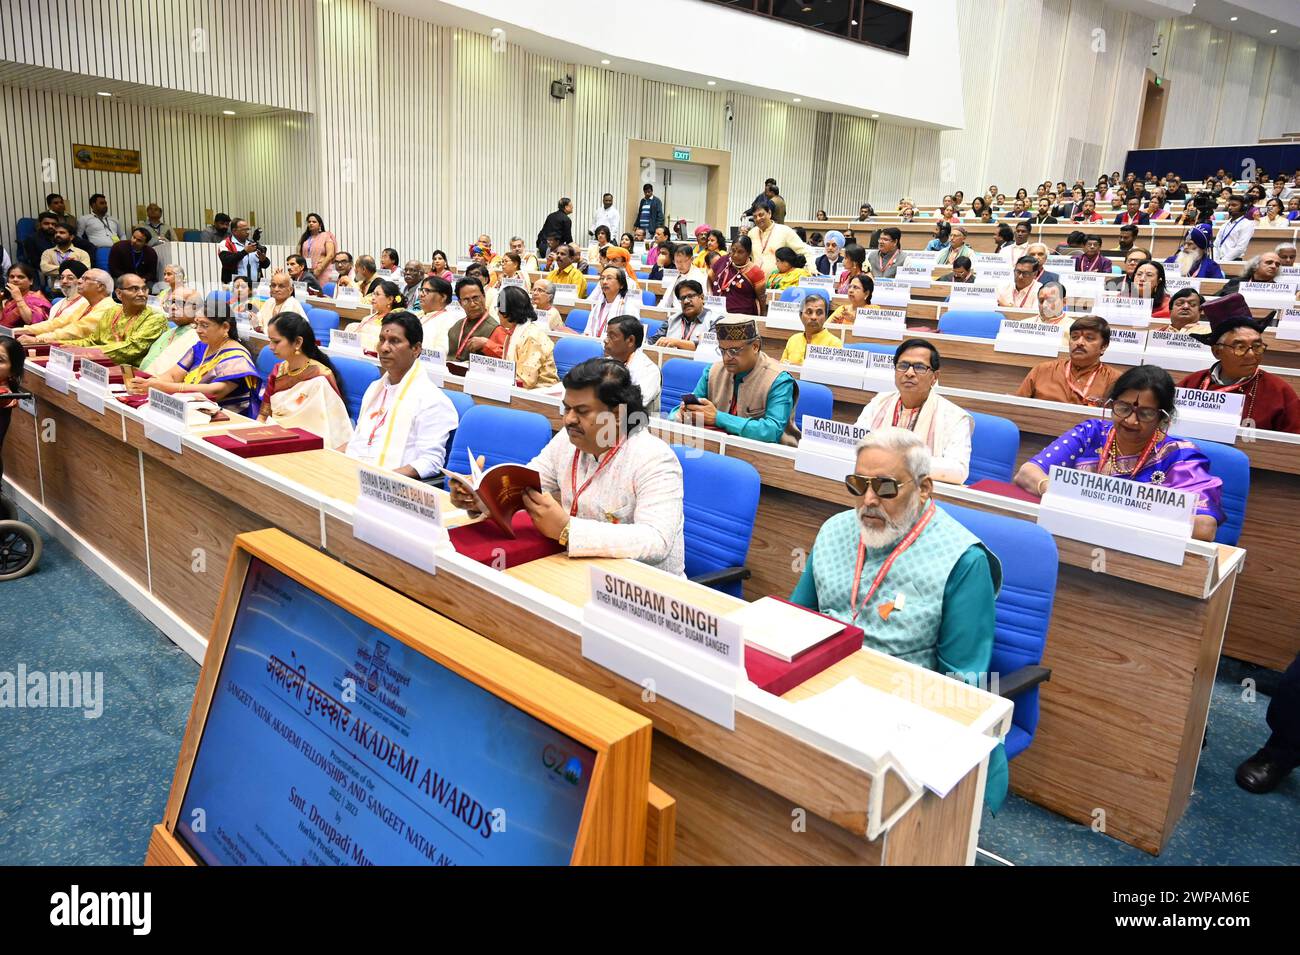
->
xmin=569 ymin=442 xmax=624 ymax=516
xmin=849 ymin=500 xmax=935 ymax=623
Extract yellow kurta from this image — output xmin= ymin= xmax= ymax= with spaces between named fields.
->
xmin=781 ymin=329 xmax=843 ymax=365
xmin=30 ymin=296 xmax=114 ymax=343
xmin=546 ymin=264 xmax=588 ymax=300
xmin=63 ymin=304 xmax=168 ymax=366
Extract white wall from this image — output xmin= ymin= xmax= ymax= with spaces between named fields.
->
xmin=0 ymin=83 xmax=313 ymax=254
xmin=1157 ymin=16 xmax=1300 ymax=146
xmin=0 ymin=0 xmax=312 ymax=111
xmin=871 ymin=0 xmax=1157 ymax=207
xmin=386 ymin=0 xmax=963 ymax=129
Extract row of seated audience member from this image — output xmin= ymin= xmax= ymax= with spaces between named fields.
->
xmin=6 ymin=180 xmax=1299 ymax=798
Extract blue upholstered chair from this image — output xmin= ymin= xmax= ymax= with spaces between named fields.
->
xmin=446 ymin=405 xmax=552 ymax=476
xmin=565 ymin=309 xmax=590 ymax=334
xmin=16 ymin=218 xmax=36 ymax=243
xmin=182 ymin=229 xmax=202 ymax=242
xmin=306 ymin=307 xmax=339 ymax=345
xmin=641 ymin=318 xmax=664 ymax=342
xmin=845 ymin=342 xmax=896 ymax=356
xmin=641 ymin=289 xmax=657 ymax=307
xmin=659 ymin=358 xmax=711 ymax=416
xmin=255 ymin=343 xmax=278 ymax=380
xmin=940 ymin=501 xmax=1057 ymax=761
xmin=93 ymin=247 xmax=111 ymax=270
xmin=939 ymin=311 xmax=1002 ymax=339
xmin=778 ymin=286 xmax=803 ymax=303
xmin=794 ymin=379 xmax=833 ymax=428
xmin=1172 ymin=436 xmax=1250 ymax=547
xmin=553 ymin=336 xmax=604 ymax=377
xmin=671 ymin=445 xmax=760 ymax=597
xmin=329 ymin=355 xmax=381 ymax=422
xmin=967 ymin=411 xmax=1020 ymax=484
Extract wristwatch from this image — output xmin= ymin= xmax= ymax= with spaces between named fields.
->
xmin=557 ymin=521 xmax=571 ymax=549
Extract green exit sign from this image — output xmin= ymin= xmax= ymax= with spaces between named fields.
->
xmin=672 ymin=148 xmax=691 ymax=161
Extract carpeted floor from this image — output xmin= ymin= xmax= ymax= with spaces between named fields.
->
xmin=0 ymin=513 xmax=1295 ymax=866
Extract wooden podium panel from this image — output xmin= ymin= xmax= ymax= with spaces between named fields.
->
xmin=152 ymin=529 xmax=653 ymax=866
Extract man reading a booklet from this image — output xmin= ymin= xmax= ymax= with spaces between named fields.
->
xmin=449 ymin=357 xmax=686 ymax=574
xmin=789 ymin=427 xmax=1007 ymax=810
xmin=344 ymin=311 xmax=459 ymax=480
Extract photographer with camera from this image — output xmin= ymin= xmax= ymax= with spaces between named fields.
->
xmin=218 ymin=218 xmax=270 ymax=285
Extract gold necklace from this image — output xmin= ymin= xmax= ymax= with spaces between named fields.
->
xmin=282 ymin=358 xmax=311 ymax=377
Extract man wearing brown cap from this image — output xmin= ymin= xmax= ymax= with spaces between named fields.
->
xmin=1179 ymin=293 xmax=1300 ymax=433
xmin=670 ymin=314 xmax=801 ymax=445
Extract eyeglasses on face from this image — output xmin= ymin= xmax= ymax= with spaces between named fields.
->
xmin=895 ymin=361 xmax=933 ymax=374
xmin=718 ymin=343 xmax=755 ymax=357
xmin=845 ymin=475 xmax=913 ymax=499
xmin=1215 ymin=341 xmax=1267 ymax=357
xmin=1107 ymin=400 xmax=1169 ymax=424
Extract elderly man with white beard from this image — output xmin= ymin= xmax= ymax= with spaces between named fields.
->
xmin=1164 ymin=227 xmax=1224 ymax=279
xmin=788 ymin=427 xmax=1007 ymax=809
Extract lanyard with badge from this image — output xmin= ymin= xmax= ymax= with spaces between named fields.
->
xmin=849 ymin=499 xmax=935 ymax=623
xmin=569 ymin=441 xmax=625 ymax=517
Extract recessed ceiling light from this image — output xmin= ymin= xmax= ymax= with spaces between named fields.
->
xmin=706 ymin=80 xmax=716 ymax=86
xmin=1269 ymin=28 xmax=1278 ymax=34
xmin=96 ymin=91 xmax=111 ymax=97
xmin=871 ymin=113 xmax=879 ymax=119
xmin=600 ymin=58 xmax=610 ymax=65
xmin=222 ymin=110 xmax=236 ymax=115
xmin=851 ymin=20 xmax=858 ymax=26
xmin=1229 ymin=15 xmax=1237 ymax=20
xmin=793 ymin=98 xmax=802 ymax=103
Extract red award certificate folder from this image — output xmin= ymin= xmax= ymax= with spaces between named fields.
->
xmin=448 ymin=509 xmax=564 ymax=567
xmin=203 ymin=428 xmax=323 ymax=458
xmin=742 ymin=597 xmax=864 ymax=697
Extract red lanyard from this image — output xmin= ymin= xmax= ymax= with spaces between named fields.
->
xmin=1064 ymin=362 xmax=1103 ymax=403
xmin=849 ymin=500 xmax=935 ymax=623
xmin=455 ymin=313 xmax=490 ymax=356
xmin=594 ymin=296 xmax=621 ymax=337
xmin=877 ymin=250 xmax=897 ymax=273
xmin=891 ymin=402 xmax=920 ymax=429
xmin=1099 ymin=425 xmax=1161 ymax=477
xmin=1011 ymin=283 xmax=1033 ymax=308
xmin=569 ymin=442 xmax=625 ymax=516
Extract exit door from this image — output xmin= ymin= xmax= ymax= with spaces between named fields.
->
xmin=657 ymin=161 xmax=708 ymax=239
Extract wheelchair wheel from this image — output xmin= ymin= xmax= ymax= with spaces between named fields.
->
xmin=0 ymin=520 xmax=41 ymax=580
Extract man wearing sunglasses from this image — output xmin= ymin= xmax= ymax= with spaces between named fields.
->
xmin=670 ymin=314 xmax=800 ymax=445
xmin=854 ymin=339 xmax=973 ymax=483
xmin=1179 ymin=294 xmax=1300 ymax=433
xmin=789 ymin=427 xmax=1007 ymax=811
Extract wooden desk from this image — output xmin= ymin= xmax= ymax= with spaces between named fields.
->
xmin=3 ymin=369 xmax=1008 ymax=866
xmin=341 ymin=368 xmax=1250 ymax=854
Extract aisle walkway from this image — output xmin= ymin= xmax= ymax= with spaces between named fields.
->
xmin=0 ymin=514 xmax=1295 ymax=865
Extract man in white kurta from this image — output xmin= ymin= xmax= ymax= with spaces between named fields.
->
xmin=344 ymin=313 xmax=458 ymax=480
xmin=854 ymin=339 xmax=973 ymax=485
xmin=450 ymin=357 xmax=684 ymax=574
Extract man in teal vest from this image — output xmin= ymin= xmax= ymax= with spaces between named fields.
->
xmin=669 ymin=314 xmax=800 ymax=445
xmin=789 ymin=426 xmax=1008 ymax=810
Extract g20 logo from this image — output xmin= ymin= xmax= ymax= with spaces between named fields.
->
xmin=542 ymin=744 xmax=583 ymax=785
